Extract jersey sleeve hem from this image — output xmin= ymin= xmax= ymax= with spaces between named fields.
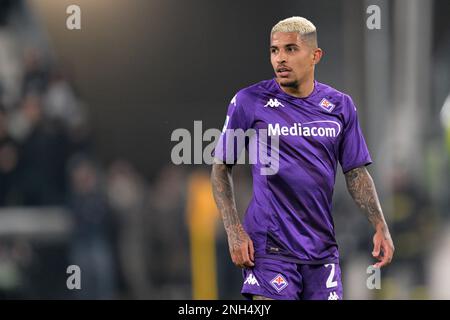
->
xmin=341 ymin=159 xmax=372 ymax=175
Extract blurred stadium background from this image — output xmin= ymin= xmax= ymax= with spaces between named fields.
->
xmin=0 ymin=0 xmax=449 ymax=299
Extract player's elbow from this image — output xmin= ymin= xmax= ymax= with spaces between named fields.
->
xmin=211 ymin=160 xmax=232 ymax=179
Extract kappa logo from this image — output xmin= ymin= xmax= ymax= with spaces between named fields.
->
xmin=319 ymin=98 xmax=335 ymax=112
xmin=270 ymin=273 xmax=288 ymax=292
xmin=264 ymin=98 xmax=285 ymax=108
xmin=244 ymin=273 xmax=260 ymax=286
xmin=328 ymin=291 xmax=339 ymax=300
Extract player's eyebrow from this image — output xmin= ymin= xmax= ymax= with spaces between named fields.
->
xmin=270 ymin=43 xmax=300 ymax=49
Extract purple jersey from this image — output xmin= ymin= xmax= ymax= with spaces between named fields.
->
xmin=214 ymin=79 xmax=372 ymax=264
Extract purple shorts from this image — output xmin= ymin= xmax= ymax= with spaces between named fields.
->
xmin=241 ymin=257 xmax=343 ymax=300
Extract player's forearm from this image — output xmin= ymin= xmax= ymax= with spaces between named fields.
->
xmin=344 ymin=166 xmax=389 ymax=233
xmin=211 ymin=161 xmax=242 ymax=234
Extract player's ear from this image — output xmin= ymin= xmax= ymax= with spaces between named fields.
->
xmin=312 ymin=48 xmax=323 ymax=65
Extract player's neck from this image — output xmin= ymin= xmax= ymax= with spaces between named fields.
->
xmin=279 ymin=77 xmax=315 ymax=98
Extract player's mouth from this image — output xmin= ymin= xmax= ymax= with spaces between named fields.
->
xmin=276 ymin=66 xmax=292 ymax=77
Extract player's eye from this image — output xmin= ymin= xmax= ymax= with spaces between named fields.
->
xmin=287 ymin=46 xmax=297 ymax=52
xmin=270 ymin=48 xmax=278 ymax=54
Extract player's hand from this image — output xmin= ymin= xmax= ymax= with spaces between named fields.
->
xmin=372 ymin=226 xmax=394 ymax=268
xmin=227 ymin=224 xmax=255 ymax=268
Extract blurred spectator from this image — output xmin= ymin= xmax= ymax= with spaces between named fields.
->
xmin=21 ymin=48 xmax=49 ymax=96
xmin=377 ymin=166 xmax=439 ymax=299
xmin=9 ymin=93 xmax=69 ymax=205
xmin=106 ymin=160 xmax=152 ymax=299
xmin=43 ymin=67 xmax=84 ymax=129
xmin=0 ymin=0 xmax=16 ymax=27
xmin=147 ymin=164 xmax=190 ymax=298
xmin=67 ymin=155 xmax=117 ymax=299
xmin=43 ymin=66 xmax=91 ymax=155
xmin=0 ymin=238 xmax=32 ymax=299
xmin=0 ymin=106 xmax=19 ymax=205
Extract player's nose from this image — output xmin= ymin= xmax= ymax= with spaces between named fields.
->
xmin=276 ymin=52 xmax=287 ymax=64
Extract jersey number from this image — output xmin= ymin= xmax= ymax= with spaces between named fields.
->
xmin=325 ymin=263 xmax=338 ymax=288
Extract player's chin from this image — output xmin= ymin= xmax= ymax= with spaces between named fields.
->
xmin=278 ymin=77 xmax=297 ymax=88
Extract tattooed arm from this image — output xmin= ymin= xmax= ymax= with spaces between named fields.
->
xmin=211 ymin=159 xmax=254 ymax=268
xmin=345 ymin=166 xmax=394 ymax=268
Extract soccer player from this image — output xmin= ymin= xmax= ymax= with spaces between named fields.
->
xmin=210 ymin=16 xmax=394 ymax=300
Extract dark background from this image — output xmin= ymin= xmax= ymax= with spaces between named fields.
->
xmin=0 ymin=0 xmax=448 ymax=299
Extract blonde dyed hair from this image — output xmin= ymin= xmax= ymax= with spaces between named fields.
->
xmin=271 ymin=16 xmax=318 ymax=47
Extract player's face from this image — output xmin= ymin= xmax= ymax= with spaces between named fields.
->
xmin=270 ymin=32 xmax=319 ymax=88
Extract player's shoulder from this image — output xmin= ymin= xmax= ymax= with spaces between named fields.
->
xmin=231 ymin=79 xmax=275 ymax=104
xmin=315 ymin=81 xmax=357 ymax=113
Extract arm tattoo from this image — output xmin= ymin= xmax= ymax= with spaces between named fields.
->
xmin=211 ymin=161 xmax=245 ymax=239
xmin=345 ymin=166 xmax=386 ymax=230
